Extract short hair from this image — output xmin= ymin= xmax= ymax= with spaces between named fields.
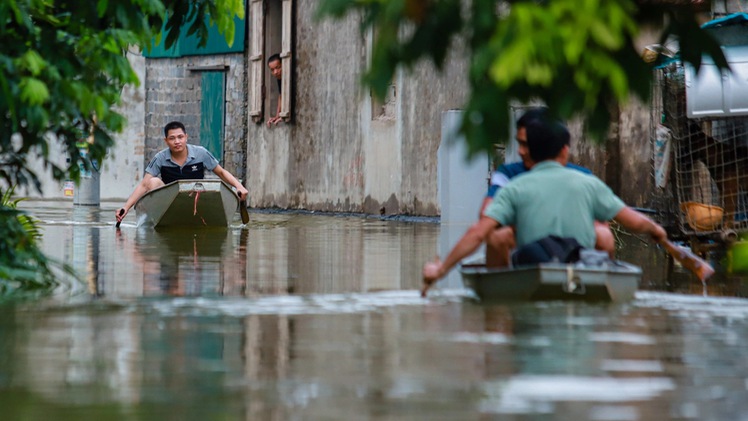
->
xmin=164 ymin=121 xmax=186 ymax=137
xmin=516 ymin=107 xmax=550 ymax=129
xmin=267 ymin=53 xmax=281 ymax=65
xmin=522 ymin=111 xmax=570 ymax=162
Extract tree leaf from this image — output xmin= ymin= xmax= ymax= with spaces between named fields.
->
xmin=19 ymin=78 xmax=49 ymax=105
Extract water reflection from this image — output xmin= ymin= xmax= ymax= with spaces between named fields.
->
xmin=72 ymin=206 xmax=102 ymax=295
xmin=5 ymin=202 xmax=748 ymax=419
xmin=26 ymin=202 xmax=748 ymax=300
xmin=121 ymin=228 xmax=245 ymax=296
xmin=30 ymin=204 xmax=438 ymax=299
xmin=7 ymin=292 xmax=748 ymax=419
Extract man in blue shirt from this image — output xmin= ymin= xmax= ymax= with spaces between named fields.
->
xmin=422 ymin=110 xmax=668 ymax=296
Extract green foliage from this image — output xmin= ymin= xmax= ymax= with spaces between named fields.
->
xmin=0 ymin=0 xmax=244 ymax=192
xmin=0 ymin=186 xmax=59 ymax=299
xmin=317 ymin=0 xmax=727 ymax=154
xmin=162 ymin=0 xmax=245 ymax=51
xmin=0 ymin=0 xmax=243 ymax=297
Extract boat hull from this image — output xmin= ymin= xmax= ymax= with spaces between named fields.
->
xmin=134 ymin=179 xmax=240 ymax=228
xmin=460 ymin=260 xmax=642 ymax=302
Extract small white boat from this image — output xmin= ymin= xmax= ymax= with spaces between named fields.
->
xmin=134 ymin=179 xmax=241 ymax=228
xmin=460 ymin=258 xmax=642 ymax=302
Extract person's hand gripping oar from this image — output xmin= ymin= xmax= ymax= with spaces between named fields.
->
xmin=421 ymin=256 xmax=444 ymax=297
xmin=115 ymin=208 xmax=126 ymax=229
xmin=237 ymin=190 xmax=249 ymax=224
xmin=660 ymin=240 xmax=715 ymax=282
xmin=618 ymin=207 xmax=715 ymax=282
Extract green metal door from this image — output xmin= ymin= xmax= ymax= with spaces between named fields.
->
xmin=200 ymin=71 xmax=225 ymax=160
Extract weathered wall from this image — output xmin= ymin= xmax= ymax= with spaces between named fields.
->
xmin=570 ymin=101 xmax=654 ymax=209
xmin=572 ymin=25 xmax=662 ymax=209
xmin=246 ymin=4 xmax=469 ymax=216
xmin=19 ymin=9 xmax=662 ymax=213
xmin=144 ymin=54 xmax=246 ymax=179
xmin=398 ymin=54 xmax=471 ymax=215
xmin=103 ymin=50 xmax=147 ymax=200
xmin=617 ymin=99 xmax=654 ymax=207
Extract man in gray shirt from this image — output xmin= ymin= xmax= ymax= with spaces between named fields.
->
xmin=115 ymin=121 xmax=248 ymax=224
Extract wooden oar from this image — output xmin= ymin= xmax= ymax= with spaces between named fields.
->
xmin=239 ymin=200 xmax=249 ymax=224
xmin=661 ymin=240 xmax=715 ymax=282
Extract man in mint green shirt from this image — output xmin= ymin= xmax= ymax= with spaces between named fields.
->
xmin=421 ymin=111 xmax=669 ymax=297
xmin=485 ymin=160 xmax=624 ymax=249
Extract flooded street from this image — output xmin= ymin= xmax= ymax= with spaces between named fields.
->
xmin=3 ymin=202 xmax=748 ymax=420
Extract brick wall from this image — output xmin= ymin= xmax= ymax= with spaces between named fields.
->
xmin=144 ymin=54 xmax=247 ymax=181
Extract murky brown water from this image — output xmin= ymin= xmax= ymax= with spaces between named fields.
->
xmin=2 ymin=202 xmax=748 ymax=420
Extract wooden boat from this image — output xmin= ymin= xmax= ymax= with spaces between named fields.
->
xmin=460 ymin=258 xmax=642 ymax=302
xmin=134 ymin=179 xmax=241 ymax=228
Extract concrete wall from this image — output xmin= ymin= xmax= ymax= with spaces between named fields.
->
xmin=144 ymin=54 xmax=247 ymax=179
xmin=243 ymin=4 xmax=661 ymax=215
xmin=570 ymin=100 xmax=654 ymax=209
xmin=570 ymin=24 xmax=662 ymax=209
xmin=246 ymin=3 xmax=470 ymax=216
xmin=618 ymin=99 xmax=654 ymax=207
xmin=103 ymin=50 xmax=147 ymax=200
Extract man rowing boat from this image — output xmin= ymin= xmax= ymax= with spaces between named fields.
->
xmin=115 ymin=121 xmax=248 ymax=225
xmin=422 ymin=110 xmax=670 ymax=296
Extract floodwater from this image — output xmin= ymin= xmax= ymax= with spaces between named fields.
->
xmin=3 ymin=203 xmax=748 ymax=420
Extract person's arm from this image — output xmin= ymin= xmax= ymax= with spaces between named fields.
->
xmin=116 ymin=173 xmax=155 ymax=223
xmin=612 ymin=207 xmax=667 ymax=243
xmin=479 ymin=196 xmax=494 ymax=217
xmin=267 ymin=95 xmax=283 ymax=127
xmin=422 ymin=216 xmax=500 ymax=296
xmin=213 ymin=164 xmax=248 ymax=200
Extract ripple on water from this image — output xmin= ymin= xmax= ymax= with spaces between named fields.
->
xmin=136 ymin=288 xmax=471 ymax=317
xmin=479 ymin=375 xmax=675 ymax=414
xmin=635 ymin=291 xmax=748 ymax=319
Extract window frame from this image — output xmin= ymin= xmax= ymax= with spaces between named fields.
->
xmin=248 ymin=0 xmax=265 ymax=122
xmin=248 ymin=0 xmax=294 ymax=125
xmin=279 ymin=0 xmax=293 ymax=120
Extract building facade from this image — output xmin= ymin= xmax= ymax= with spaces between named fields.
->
xmin=30 ymin=1 xmax=736 ymax=216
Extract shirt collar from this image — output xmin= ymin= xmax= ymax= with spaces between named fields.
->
xmin=166 ymin=144 xmax=195 ymax=164
xmin=531 ymin=160 xmax=563 ymax=171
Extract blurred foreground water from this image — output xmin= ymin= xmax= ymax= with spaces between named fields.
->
xmin=2 ymin=202 xmax=748 ymax=420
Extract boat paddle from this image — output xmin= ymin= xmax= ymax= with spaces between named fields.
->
xmin=115 ymin=208 xmax=124 ymax=229
xmin=239 ymin=200 xmax=249 ymax=224
xmin=661 ymin=240 xmax=715 ymax=282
